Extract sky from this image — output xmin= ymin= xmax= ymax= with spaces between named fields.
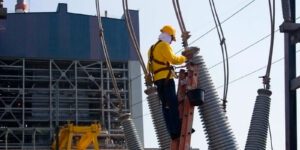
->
xmin=3 ymin=0 xmax=300 ymax=149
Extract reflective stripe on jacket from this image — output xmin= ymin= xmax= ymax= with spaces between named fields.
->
xmin=147 ymin=41 xmax=186 ymax=81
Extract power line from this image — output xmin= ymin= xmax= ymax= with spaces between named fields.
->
xmin=208 ymin=0 xmax=230 ymax=110
xmin=216 ymin=49 xmax=300 ymax=89
xmin=130 ymin=8 xmax=300 ymax=120
xmin=128 ymin=0 xmax=257 ymax=84
xmin=175 ymin=0 xmax=256 ymax=54
xmin=132 ymin=49 xmax=300 ymax=119
xmin=130 ymin=27 xmax=277 ymax=87
xmin=129 ymin=14 xmax=299 ymax=113
xmin=208 ymin=16 xmax=300 ymax=70
xmin=130 ymin=0 xmax=263 ymax=86
xmin=208 ymin=29 xmax=278 ymax=70
xmin=129 ymin=29 xmax=279 ymax=109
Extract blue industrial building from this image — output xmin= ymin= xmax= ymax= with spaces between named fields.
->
xmin=0 ymin=3 xmax=143 ymax=149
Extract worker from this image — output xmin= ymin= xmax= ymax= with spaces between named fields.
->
xmin=147 ymin=25 xmax=187 ymax=140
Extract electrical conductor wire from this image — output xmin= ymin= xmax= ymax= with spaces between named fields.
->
xmin=122 ymin=0 xmax=148 ymax=75
xmin=208 ymin=0 xmax=230 ymax=111
xmin=95 ymin=0 xmax=124 ymax=114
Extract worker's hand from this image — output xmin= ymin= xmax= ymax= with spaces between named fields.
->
xmin=144 ymin=73 xmax=153 ymax=87
xmin=182 ymin=46 xmax=200 ymax=59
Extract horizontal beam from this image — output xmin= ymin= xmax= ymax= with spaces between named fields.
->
xmin=280 ymin=22 xmax=300 ymax=44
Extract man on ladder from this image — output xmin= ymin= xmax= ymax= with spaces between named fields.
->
xmin=147 ymin=25 xmax=191 ymax=140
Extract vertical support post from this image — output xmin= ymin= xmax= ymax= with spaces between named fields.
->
xmin=108 ymin=94 xmax=111 ymax=132
xmin=56 ymin=126 xmax=59 ymax=150
xmin=5 ymin=129 xmax=8 ymax=150
xmin=101 ymin=62 xmax=105 ymax=124
xmin=22 ymin=59 xmax=25 ymax=148
xmin=75 ymin=61 xmax=78 ymax=125
xmin=284 ymin=34 xmax=297 ymax=150
xmin=50 ymin=60 xmax=53 ymax=137
xmin=284 ymin=0 xmax=297 ymax=149
xmin=32 ymin=129 xmax=36 ymax=150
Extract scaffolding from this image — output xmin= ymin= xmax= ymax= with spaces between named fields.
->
xmin=0 ymin=58 xmax=132 ymax=149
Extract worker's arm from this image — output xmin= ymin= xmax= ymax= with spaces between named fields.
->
xmin=160 ymin=42 xmax=187 ymax=65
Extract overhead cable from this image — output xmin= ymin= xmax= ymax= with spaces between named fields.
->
xmin=172 ymin=0 xmax=190 ymax=48
xmin=122 ymin=0 xmax=147 ymax=75
xmin=208 ymin=14 xmax=300 ymax=69
xmin=218 ymin=49 xmax=300 ymax=89
xmin=125 ymin=0 xmax=258 ymax=83
xmin=95 ymin=0 xmax=123 ymax=114
xmin=134 ymin=49 xmax=300 ymax=120
xmin=262 ymin=0 xmax=276 ymax=90
xmin=208 ymin=30 xmax=278 ymax=70
xmin=175 ymin=0 xmax=256 ymax=54
xmin=208 ymin=0 xmax=230 ymax=111
xmin=123 ymin=1 xmax=171 ymax=148
xmin=172 ymin=0 xmax=187 ymax=32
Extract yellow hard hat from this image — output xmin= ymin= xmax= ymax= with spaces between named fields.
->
xmin=160 ymin=25 xmax=176 ymax=41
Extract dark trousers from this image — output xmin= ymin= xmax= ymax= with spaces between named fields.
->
xmin=155 ymin=79 xmax=181 ymax=139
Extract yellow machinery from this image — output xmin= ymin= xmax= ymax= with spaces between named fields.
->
xmin=51 ymin=122 xmax=101 ymax=150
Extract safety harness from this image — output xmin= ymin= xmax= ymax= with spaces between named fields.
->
xmin=149 ymin=40 xmax=175 ymax=81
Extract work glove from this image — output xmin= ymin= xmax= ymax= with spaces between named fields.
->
xmin=182 ymin=46 xmax=200 ymax=59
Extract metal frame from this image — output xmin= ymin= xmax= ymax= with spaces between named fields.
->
xmin=0 ymin=58 xmax=131 ymax=149
xmin=280 ymin=0 xmax=299 ymax=149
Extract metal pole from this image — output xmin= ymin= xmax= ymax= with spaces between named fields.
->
xmin=32 ymin=129 xmax=36 ymax=150
xmin=75 ymin=61 xmax=78 ymax=125
xmin=22 ymin=59 xmax=25 ymax=149
xmin=56 ymin=126 xmax=59 ymax=150
xmin=5 ymin=129 xmax=8 ymax=150
xmin=101 ymin=62 xmax=105 ymax=125
xmin=284 ymin=0 xmax=297 ymax=149
xmin=50 ymin=60 xmax=53 ymax=138
xmin=55 ymin=76 xmax=60 ymax=150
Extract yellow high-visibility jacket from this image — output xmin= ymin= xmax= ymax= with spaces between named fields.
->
xmin=147 ymin=41 xmax=187 ymax=81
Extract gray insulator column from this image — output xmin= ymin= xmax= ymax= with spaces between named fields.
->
xmin=145 ymin=86 xmax=170 ymax=149
xmin=119 ymin=113 xmax=144 ymax=150
xmin=245 ymin=89 xmax=272 ymax=150
xmin=194 ymin=55 xmax=239 ymax=150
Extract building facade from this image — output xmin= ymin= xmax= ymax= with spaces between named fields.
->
xmin=0 ymin=3 xmax=143 ymax=150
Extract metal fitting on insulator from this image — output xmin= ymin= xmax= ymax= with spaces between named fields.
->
xmin=119 ymin=113 xmax=144 ymax=150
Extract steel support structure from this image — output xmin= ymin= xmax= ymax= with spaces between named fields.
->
xmin=280 ymin=0 xmax=299 ymax=149
xmin=0 ymin=58 xmax=132 ymax=149
xmin=284 ymin=30 xmax=297 ymax=150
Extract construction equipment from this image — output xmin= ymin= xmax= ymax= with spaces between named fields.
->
xmin=51 ymin=123 xmax=101 ymax=150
